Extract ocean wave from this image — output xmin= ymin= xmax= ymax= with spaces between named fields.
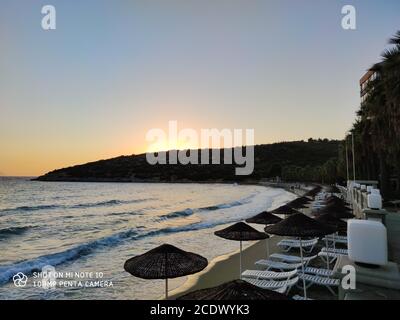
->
xmin=0 ymin=226 xmax=32 ymax=240
xmin=0 ymin=204 xmax=60 ymax=213
xmin=198 ymin=200 xmax=243 ymax=211
xmin=0 ymin=191 xmax=265 ymax=285
xmin=159 ymin=208 xmax=195 ymax=219
xmin=0 ymin=204 xmax=260 ymax=285
xmin=0 ymin=198 xmax=151 ymax=214
xmin=158 ymin=195 xmax=255 ymax=220
xmin=0 ymin=214 xmax=236 ymax=285
xmin=0 ymin=229 xmax=139 ymax=285
xmin=106 ymin=210 xmax=143 ymax=217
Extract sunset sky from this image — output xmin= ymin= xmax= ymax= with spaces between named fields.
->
xmin=1 ymin=0 xmax=400 ymax=176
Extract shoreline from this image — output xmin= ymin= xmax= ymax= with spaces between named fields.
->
xmin=167 ymin=185 xmax=307 ymax=299
xmin=168 ymin=235 xmax=284 ymax=299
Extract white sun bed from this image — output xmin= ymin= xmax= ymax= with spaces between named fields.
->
xmin=244 ymin=276 xmax=299 ymax=294
xmin=325 ymin=234 xmax=347 ymax=241
xmin=322 ymin=236 xmax=348 ymax=245
xmin=292 ymin=295 xmax=314 ymax=300
xmin=269 ymin=253 xmax=317 ymax=265
xmin=303 ymin=267 xmax=334 ymax=277
xmin=318 ymin=251 xmax=344 ymax=264
xmin=278 ymin=238 xmax=319 ymax=253
xmin=321 ymin=247 xmax=348 ymax=255
xmin=241 ymin=269 xmax=297 ymax=281
xmin=298 ymin=273 xmax=340 ymax=296
xmin=255 ymin=259 xmax=304 ymax=271
xmin=274 ymin=286 xmax=288 ymax=294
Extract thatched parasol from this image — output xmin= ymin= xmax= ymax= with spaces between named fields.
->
xmin=124 ymin=244 xmax=208 ymax=299
xmin=314 ymin=214 xmax=347 ymax=270
xmin=271 ymin=205 xmax=301 ymax=216
xmin=314 ymin=214 xmax=347 ymax=233
xmin=246 ymin=211 xmax=282 ymax=256
xmin=326 ymin=186 xmax=341 ymax=193
xmin=318 ymin=206 xmax=354 ymax=219
xmin=265 ymin=213 xmax=334 ymax=299
xmin=245 ymin=211 xmax=282 ymax=225
xmin=304 ymin=186 xmax=322 ymax=198
xmin=215 ymin=222 xmax=268 ymax=278
xmin=178 ymin=279 xmax=290 ymax=300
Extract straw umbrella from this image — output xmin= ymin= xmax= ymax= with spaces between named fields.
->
xmin=215 ymin=222 xmax=268 ymax=278
xmin=124 ymin=244 xmax=208 ymax=299
xmin=288 ymin=202 xmax=308 ymax=210
xmin=265 ymin=213 xmax=335 ymax=299
xmin=314 ymin=213 xmax=347 ymax=233
xmin=271 ymin=205 xmax=301 ymax=216
xmin=318 ymin=206 xmax=354 ymax=219
xmin=245 ymin=211 xmax=282 ymax=225
xmin=289 ymin=197 xmax=312 ymax=206
xmin=314 ymin=214 xmax=346 ymax=270
xmin=246 ymin=211 xmax=282 ymax=257
xmin=178 ymin=279 xmax=290 ymax=300
xmin=304 ymin=186 xmax=322 ymax=198
xmin=326 ymin=186 xmax=340 ymax=193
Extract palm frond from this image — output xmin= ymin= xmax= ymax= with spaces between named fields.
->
xmin=381 ymin=47 xmax=400 ymax=61
xmin=388 ymin=30 xmax=400 ymax=46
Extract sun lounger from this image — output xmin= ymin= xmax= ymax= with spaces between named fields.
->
xmin=292 ymin=295 xmax=314 ymax=300
xmin=325 ymin=234 xmax=347 ymax=241
xmin=244 ymin=276 xmax=299 ymax=294
xmin=321 ymin=247 xmax=348 ymax=255
xmin=318 ymin=251 xmax=343 ymax=264
xmin=269 ymin=253 xmax=317 ymax=266
xmin=278 ymin=238 xmax=318 ymax=253
xmin=255 ymin=259 xmax=304 ymax=271
xmin=298 ymin=273 xmax=339 ymax=295
xmin=323 ymin=235 xmax=348 ymax=245
xmin=241 ymin=269 xmax=297 ymax=281
xmin=303 ymin=267 xmax=334 ymax=277
xmin=274 ymin=286 xmax=288 ymax=294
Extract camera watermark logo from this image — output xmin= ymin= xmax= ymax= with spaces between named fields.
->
xmin=13 ymin=272 xmax=28 ymax=287
xmin=41 ymin=265 xmax=58 ymax=290
xmin=145 ymin=121 xmax=255 ymax=175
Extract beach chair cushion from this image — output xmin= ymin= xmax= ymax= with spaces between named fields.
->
xmin=269 ymin=253 xmax=317 ymax=264
xmin=241 ymin=269 xmax=297 ymax=280
xmin=299 ymin=273 xmax=339 ymax=287
xmin=321 ymin=247 xmax=348 ymax=255
xmin=244 ymin=276 xmax=299 ymax=291
xmin=303 ymin=267 xmax=334 ymax=277
xmin=255 ymin=259 xmax=304 ymax=271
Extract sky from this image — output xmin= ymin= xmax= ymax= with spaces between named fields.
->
xmin=1 ymin=0 xmax=399 ymax=176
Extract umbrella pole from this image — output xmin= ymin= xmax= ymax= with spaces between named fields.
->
xmin=239 ymin=240 xmax=242 ymax=279
xmin=325 ymin=238 xmax=330 ymax=271
xmin=266 ymin=239 xmax=270 ymax=258
xmin=299 ymin=239 xmax=307 ymax=299
xmin=334 ymin=232 xmax=337 ymax=250
xmin=165 ymin=278 xmax=168 ymax=300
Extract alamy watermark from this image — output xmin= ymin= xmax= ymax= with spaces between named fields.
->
xmin=41 ymin=5 xmax=56 ymax=30
xmin=145 ymin=121 xmax=255 ymax=176
xmin=342 ymin=5 xmax=356 ymax=30
xmin=39 ymin=4 xmax=356 ymax=32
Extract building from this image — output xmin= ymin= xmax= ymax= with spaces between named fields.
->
xmin=360 ymin=70 xmax=379 ymax=104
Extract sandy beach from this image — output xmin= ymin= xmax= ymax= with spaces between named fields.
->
xmin=169 ymin=185 xmax=310 ymax=300
xmin=168 ymin=235 xmax=284 ymax=299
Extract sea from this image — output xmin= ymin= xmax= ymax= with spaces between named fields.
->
xmin=0 ymin=177 xmax=295 ymax=300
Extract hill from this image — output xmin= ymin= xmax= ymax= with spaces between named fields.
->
xmin=35 ymin=139 xmax=340 ymax=183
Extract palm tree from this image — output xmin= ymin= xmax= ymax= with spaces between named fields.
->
xmin=345 ymin=30 xmax=400 ymax=198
